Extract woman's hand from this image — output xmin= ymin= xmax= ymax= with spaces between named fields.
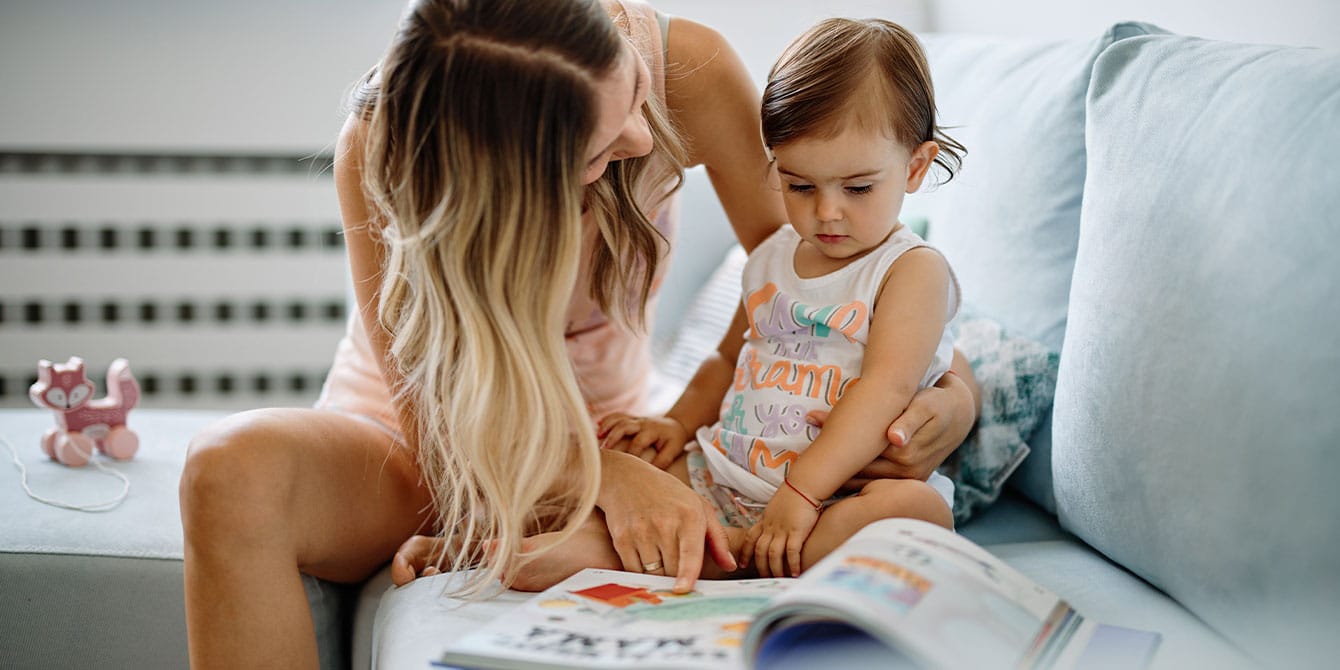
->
xmin=599 ymin=450 xmax=736 ymax=593
xmin=817 ymin=359 xmax=979 ymax=490
xmin=390 ymin=534 xmax=448 ymax=586
xmin=597 ymin=413 xmax=692 ymax=469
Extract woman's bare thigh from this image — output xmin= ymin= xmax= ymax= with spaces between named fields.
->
xmin=182 ymin=407 xmax=434 ymax=583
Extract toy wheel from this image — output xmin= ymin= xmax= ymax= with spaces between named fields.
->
xmin=40 ymin=429 xmax=60 ymax=460
xmin=102 ymin=427 xmax=139 ymax=460
xmin=54 ymin=433 xmax=94 ymax=467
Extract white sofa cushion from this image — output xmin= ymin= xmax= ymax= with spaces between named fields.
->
xmin=1054 ymin=34 xmax=1340 ymax=667
xmin=0 ymin=409 xmax=352 ymax=668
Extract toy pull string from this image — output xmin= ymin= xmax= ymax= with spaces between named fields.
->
xmin=2 ymin=434 xmax=130 ymax=512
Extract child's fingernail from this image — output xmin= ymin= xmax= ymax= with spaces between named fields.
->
xmin=805 ymin=415 xmax=819 ymax=426
xmin=892 ymin=429 xmax=908 ymax=445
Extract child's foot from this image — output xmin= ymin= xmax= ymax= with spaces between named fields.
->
xmin=506 ymin=519 xmax=622 ymax=592
xmin=710 ymin=526 xmax=756 ymax=579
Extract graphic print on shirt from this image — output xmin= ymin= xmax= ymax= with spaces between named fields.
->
xmin=717 ymin=281 xmax=868 ymax=479
xmin=744 ymin=282 xmax=867 ymax=360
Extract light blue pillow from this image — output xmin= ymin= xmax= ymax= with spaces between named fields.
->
xmin=938 ymin=308 xmax=1059 ymax=525
xmin=916 ymin=23 xmax=1164 ymax=513
xmin=1054 ymin=35 xmax=1340 ymax=667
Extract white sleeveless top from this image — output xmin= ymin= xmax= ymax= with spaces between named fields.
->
xmin=696 ymin=225 xmax=959 ymax=503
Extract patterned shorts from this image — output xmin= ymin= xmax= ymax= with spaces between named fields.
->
xmin=685 ymin=447 xmax=956 ymax=529
xmin=684 ymin=449 xmax=768 ymax=528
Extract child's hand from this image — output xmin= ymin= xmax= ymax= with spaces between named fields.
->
xmin=597 ymin=413 xmax=692 ymax=470
xmin=740 ymin=484 xmax=822 ymax=577
xmin=390 ymin=534 xmax=449 ymax=586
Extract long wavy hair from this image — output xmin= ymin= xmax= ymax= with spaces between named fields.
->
xmin=762 ymin=18 xmax=964 ymax=183
xmin=353 ymin=0 xmax=684 ymax=593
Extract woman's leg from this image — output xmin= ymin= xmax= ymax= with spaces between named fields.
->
xmin=179 ymin=408 xmax=432 ymax=669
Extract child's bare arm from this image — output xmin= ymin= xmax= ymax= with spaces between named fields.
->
xmin=785 ymin=247 xmax=952 ymax=501
xmin=744 ymin=249 xmax=951 ymax=576
xmin=665 ymin=305 xmax=750 ymax=433
xmin=597 ymin=413 xmax=692 ymax=468
xmin=599 ymin=305 xmax=750 ymax=469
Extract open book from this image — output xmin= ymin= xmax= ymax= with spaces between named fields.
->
xmin=434 ymin=518 xmax=1160 ymax=669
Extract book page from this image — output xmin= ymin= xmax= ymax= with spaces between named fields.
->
xmin=748 ymin=518 xmax=1069 ymax=669
xmin=436 ymin=569 xmax=794 ymax=670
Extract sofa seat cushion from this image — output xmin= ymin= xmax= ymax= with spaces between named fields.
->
xmin=1054 ymin=34 xmax=1340 ymax=667
xmin=0 ymin=409 xmax=221 ymax=559
xmin=0 ymin=409 xmax=352 ymax=669
xmin=988 ymin=541 xmax=1251 ymax=669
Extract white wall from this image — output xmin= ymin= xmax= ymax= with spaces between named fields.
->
xmin=657 ymin=0 xmax=1336 ymax=87
xmin=926 ymin=0 xmax=1338 ymax=48
xmin=0 ymin=0 xmax=405 ymax=153
xmin=655 ymin=1 xmax=930 ymax=85
xmin=3 ymin=0 xmax=1331 ymax=153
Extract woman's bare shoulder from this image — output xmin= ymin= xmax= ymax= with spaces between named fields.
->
xmin=333 ymin=114 xmax=383 ymax=241
xmin=335 ymin=114 xmax=368 ymax=173
xmin=665 ymin=15 xmax=737 ymax=77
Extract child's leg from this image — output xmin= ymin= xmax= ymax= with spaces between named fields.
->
xmin=800 ymin=478 xmax=953 ymax=571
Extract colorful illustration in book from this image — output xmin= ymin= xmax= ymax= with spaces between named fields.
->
xmin=626 ymin=595 xmax=770 ymax=623
xmin=566 ymin=582 xmax=775 ymax=625
xmin=715 ymin=621 xmax=751 ymax=648
xmin=572 ymin=583 xmax=664 ymax=608
xmin=821 ymin=555 xmax=932 ymax=614
xmin=437 ymin=578 xmax=789 ymax=667
xmin=538 ymin=598 xmax=580 ymax=610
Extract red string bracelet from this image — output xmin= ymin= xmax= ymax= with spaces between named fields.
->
xmin=784 ymin=477 xmax=823 ymax=513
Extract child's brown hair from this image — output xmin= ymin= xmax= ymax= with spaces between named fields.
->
xmin=762 ymin=18 xmax=964 ymax=183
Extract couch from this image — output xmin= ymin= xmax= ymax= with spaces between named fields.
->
xmin=2 ymin=23 xmax=1336 ymax=669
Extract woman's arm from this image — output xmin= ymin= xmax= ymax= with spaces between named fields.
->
xmin=597 ymin=447 xmax=736 ymax=592
xmin=665 ymin=17 xmax=786 ymax=250
xmin=661 ymin=17 xmax=786 ymax=431
xmin=334 ymin=115 xmax=426 ymax=457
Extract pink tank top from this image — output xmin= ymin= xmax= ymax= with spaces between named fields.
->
xmin=316 ymin=0 xmax=679 ymax=435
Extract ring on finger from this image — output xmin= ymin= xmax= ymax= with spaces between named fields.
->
xmin=642 ymin=560 xmax=663 ymax=573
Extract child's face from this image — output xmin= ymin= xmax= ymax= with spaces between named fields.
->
xmin=772 ymin=125 xmax=936 ymax=260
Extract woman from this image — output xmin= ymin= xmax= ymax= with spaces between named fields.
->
xmin=178 ymin=1 xmax=978 ymax=666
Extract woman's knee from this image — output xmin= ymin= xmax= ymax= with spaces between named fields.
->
xmin=179 ymin=410 xmax=299 ymax=540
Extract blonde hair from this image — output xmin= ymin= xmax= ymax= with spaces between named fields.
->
xmin=762 ymin=18 xmax=964 ymax=183
xmin=354 ymin=0 xmax=684 ymax=593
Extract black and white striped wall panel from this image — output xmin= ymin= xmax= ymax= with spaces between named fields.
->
xmin=0 ymin=153 xmax=350 ymax=409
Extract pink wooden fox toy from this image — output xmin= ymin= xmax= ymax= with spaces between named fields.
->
xmin=29 ymin=357 xmax=140 ymax=467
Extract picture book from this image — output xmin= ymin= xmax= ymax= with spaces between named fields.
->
xmin=432 ymin=518 xmax=1160 ymax=669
